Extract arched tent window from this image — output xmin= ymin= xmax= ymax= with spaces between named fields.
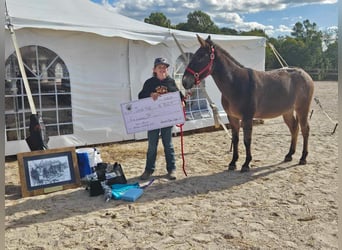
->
xmin=173 ymin=53 xmax=211 ymax=120
xmin=5 ymin=45 xmax=73 ymax=141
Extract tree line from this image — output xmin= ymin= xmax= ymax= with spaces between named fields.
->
xmin=144 ymin=11 xmax=338 ymax=80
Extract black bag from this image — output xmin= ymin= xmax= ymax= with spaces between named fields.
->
xmin=89 ymin=180 xmax=104 ymax=196
xmin=106 ymin=162 xmax=127 ymax=185
xmin=94 ymin=163 xmax=107 ymax=181
xmin=87 ymin=162 xmax=127 ymax=197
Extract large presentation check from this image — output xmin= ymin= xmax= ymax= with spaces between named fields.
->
xmin=121 ymin=91 xmax=185 ymax=134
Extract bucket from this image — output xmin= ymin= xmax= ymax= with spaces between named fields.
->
xmin=76 ymin=148 xmax=95 ymax=178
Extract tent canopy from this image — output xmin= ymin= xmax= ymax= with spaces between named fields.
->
xmin=5 ymin=0 xmax=266 ymax=156
xmin=6 ymin=0 xmax=265 ymax=46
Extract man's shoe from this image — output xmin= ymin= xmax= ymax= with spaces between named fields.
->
xmin=167 ymin=170 xmax=176 ymax=180
xmin=140 ymin=170 xmax=153 ymax=180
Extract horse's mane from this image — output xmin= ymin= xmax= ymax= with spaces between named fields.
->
xmin=210 ymin=40 xmax=245 ymax=68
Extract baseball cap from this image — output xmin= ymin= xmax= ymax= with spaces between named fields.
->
xmin=154 ymin=57 xmax=170 ymax=68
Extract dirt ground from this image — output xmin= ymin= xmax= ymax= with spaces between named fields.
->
xmin=5 ymin=81 xmax=338 ymax=249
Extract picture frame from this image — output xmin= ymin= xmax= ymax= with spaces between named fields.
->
xmin=17 ymin=147 xmax=81 ymax=197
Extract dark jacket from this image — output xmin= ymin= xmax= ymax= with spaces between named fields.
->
xmin=138 ymin=76 xmax=184 ymax=100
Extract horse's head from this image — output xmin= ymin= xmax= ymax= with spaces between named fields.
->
xmin=182 ymin=35 xmax=215 ymax=90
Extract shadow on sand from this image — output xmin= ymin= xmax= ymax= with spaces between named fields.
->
xmin=5 ymin=160 xmax=300 ymax=229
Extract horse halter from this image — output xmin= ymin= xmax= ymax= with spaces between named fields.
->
xmin=185 ymin=46 xmax=215 ymax=85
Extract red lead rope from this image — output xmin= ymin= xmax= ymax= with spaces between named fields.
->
xmin=176 ymin=94 xmax=191 ymax=176
xmin=176 ymin=122 xmax=187 ymax=176
xmin=179 ymin=47 xmax=215 ymax=176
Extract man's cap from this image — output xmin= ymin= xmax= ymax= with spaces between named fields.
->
xmin=154 ymin=57 xmax=170 ymax=67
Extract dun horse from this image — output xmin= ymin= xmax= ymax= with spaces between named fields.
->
xmin=182 ymin=35 xmax=314 ymax=172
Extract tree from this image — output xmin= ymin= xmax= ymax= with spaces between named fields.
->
xmin=176 ymin=11 xmax=220 ymax=34
xmin=240 ymin=29 xmax=268 ymax=38
xmin=287 ymin=20 xmax=326 ymax=69
xmin=291 ymin=22 xmax=305 ymax=39
xmin=278 ymin=37 xmax=309 ymax=67
xmin=324 ymin=41 xmax=338 ymax=69
xmin=175 ymin=22 xmax=189 ymax=31
xmin=219 ymin=27 xmax=238 ymax=35
xmin=144 ymin=12 xmax=171 ymax=28
xmin=322 ymin=27 xmax=338 ymax=47
xmin=322 ymin=27 xmax=338 ymax=79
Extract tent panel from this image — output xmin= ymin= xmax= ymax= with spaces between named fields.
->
xmin=4 ymin=1 xmax=266 ymax=155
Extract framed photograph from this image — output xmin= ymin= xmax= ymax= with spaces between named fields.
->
xmin=17 ymin=147 xmax=81 ymax=197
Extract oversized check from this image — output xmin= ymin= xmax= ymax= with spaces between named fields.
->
xmin=121 ymin=91 xmax=185 ymax=134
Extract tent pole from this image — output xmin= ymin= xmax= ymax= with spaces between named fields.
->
xmin=6 ymin=2 xmax=49 ymax=151
xmin=171 ymin=33 xmax=188 ymax=63
xmin=6 ymin=3 xmax=37 ymax=114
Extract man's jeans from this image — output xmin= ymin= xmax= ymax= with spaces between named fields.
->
xmin=145 ymin=126 xmax=176 ymax=173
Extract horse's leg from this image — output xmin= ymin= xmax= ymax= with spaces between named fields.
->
xmin=241 ymin=118 xmax=253 ymax=172
xmin=228 ymin=116 xmax=240 ymax=170
xmin=297 ymin=112 xmax=310 ymax=165
xmin=282 ymin=110 xmax=299 ymax=162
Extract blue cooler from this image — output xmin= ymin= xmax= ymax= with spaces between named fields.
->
xmin=76 ymin=148 xmax=94 ymax=178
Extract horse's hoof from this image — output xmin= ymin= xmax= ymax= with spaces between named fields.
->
xmin=299 ymin=159 xmax=307 ymax=165
xmin=284 ymin=155 xmax=292 ymax=162
xmin=228 ymin=164 xmax=236 ymax=171
xmin=240 ymin=166 xmax=250 ymax=172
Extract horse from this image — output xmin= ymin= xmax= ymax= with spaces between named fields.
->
xmin=182 ymin=35 xmax=314 ymax=172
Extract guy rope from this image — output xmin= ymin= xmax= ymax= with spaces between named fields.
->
xmin=268 ymin=42 xmax=289 ymax=68
xmin=313 ymin=97 xmax=338 ymax=134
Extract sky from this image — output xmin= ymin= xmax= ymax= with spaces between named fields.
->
xmin=90 ymin=0 xmax=338 ymax=38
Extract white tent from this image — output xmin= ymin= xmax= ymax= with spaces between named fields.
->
xmin=5 ymin=0 xmax=266 ymax=156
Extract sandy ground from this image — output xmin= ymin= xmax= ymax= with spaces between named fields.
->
xmin=5 ymin=81 xmax=338 ymax=249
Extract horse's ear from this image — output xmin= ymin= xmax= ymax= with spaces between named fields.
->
xmin=197 ymin=34 xmax=207 ymax=47
xmin=206 ymin=35 xmax=214 ymax=46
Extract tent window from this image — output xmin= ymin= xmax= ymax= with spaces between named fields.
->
xmin=5 ymin=45 xmax=73 ymax=141
xmin=173 ymin=53 xmax=211 ymax=120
